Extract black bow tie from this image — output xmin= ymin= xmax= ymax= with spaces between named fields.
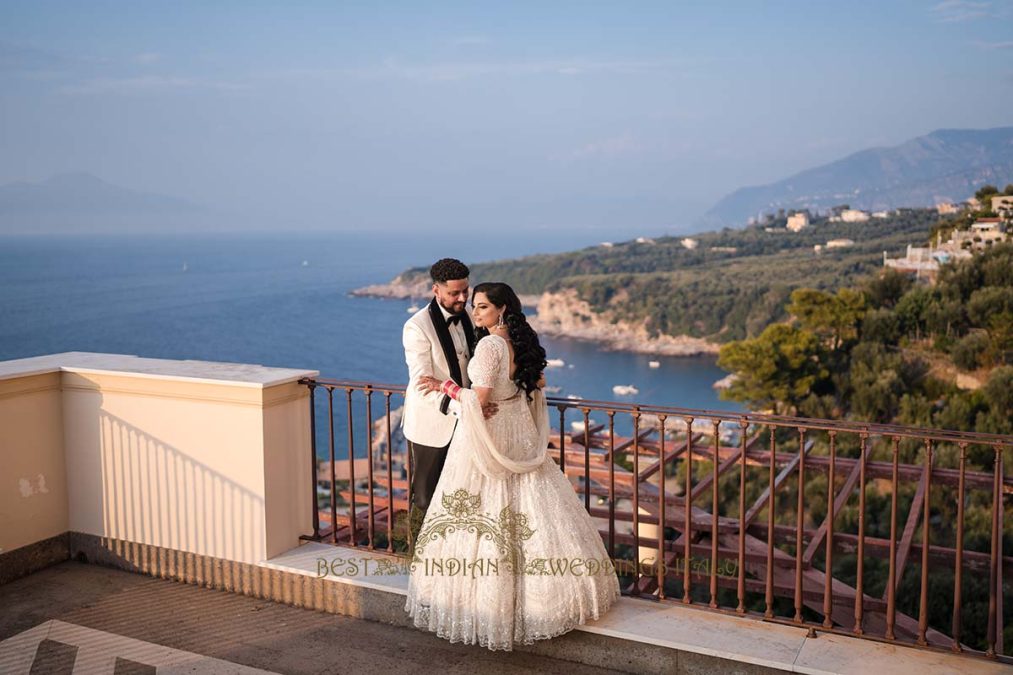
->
xmin=447 ymin=314 xmax=465 ymax=326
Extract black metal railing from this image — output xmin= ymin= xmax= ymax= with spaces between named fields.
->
xmin=299 ymin=377 xmax=1012 ymax=662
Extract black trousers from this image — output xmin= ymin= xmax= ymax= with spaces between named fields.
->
xmin=408 ymin=439 xmax=449 ymax=513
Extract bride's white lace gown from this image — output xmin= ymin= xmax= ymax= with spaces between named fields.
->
xmin=405 ymin=334 xmax=620 ymax=651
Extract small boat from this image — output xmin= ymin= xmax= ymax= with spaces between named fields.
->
xmin=612 ymin=384 xmax=639 ymax=396
xmin=543 ymin=385 xmax=561 ymax=394
xmin=566 ymin=394 xmax=584 ymax=400
xmin=181 ymin=261 xmax=188 ymax=272
xmin=546 ymin=358 xmax=565 ymax=368
xmin=407 ymin=302 xmax=420 ymax=313
xmin=648 ymin=360 xmax=660 ymax=368
xmin=302 ymin=260 xmax=310 ymax=267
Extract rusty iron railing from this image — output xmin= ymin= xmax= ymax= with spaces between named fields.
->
xmin=299 ymin=377 xmax=1012 ymax=662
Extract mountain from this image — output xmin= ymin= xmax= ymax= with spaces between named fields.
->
xmin=704 ymin=127 xmax=1013 ymax=226
xmin=0 ymin=172 xmax=205 ymax=232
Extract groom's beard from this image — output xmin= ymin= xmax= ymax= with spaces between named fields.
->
xmin=440 ymin=299 xmax=466 ymax=314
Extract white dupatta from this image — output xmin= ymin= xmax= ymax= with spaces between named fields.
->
xmin=455 ymin=386 xmax=549 ymax=480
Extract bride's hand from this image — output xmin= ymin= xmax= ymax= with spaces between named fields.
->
xmin=416 ymin=376 xmax=442 ymax=393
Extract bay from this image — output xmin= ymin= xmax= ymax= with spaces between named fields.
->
xmin=0 ymin=231 xmax=741 ymax=457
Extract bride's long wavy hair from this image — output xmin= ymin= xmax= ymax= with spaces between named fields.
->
xmin=472 ymin=282 xmax=547 ymax=399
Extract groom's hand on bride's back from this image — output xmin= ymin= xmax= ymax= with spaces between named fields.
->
xmin=481 ymin=401 xmax=498 ymax=419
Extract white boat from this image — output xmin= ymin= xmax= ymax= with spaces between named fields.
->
xmin=566 ymin=394 xmax=583 ymax=400
xmin=407 ymin=303 xmax=420 ymax=313
xmin=546 ymin=358 xmax=565 ymax=368
xmin=648 ymin=360 xmax=660 ymax=368
xmin=570 ymin=419 xmax=598 ymax=431
xmin=302 ymin=260 xmax=310 ymax=267
xmin=543 ymin=385 xmax=561 ymax=394
xmin=181 ymin=261 xmax=188 ymax=272
xmin=612 ymin=384 xmax=639 ymax=396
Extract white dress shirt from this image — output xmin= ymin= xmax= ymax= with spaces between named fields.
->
xmin=436 ymin=302 xmax=471 ymax=388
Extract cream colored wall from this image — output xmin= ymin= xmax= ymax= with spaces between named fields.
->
xmin=62 ymin=371 xmax=271 ymax=563
xmin=0 ymin=372 xmax=68 ymax=554
xmin=0 ymin=354 xmax=316 ymax=565
xmin=262 ymin=381 xmax=313 ymax=559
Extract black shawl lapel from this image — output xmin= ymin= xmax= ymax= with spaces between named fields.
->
xmin=462 ymin=314 xmax=476 ymax=356
xmin=428 ymin=298 xmax=464 ymax=385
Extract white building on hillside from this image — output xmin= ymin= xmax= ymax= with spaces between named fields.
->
xmin=786 ymin=213 xmax=809 ymax=232
xmin=840 ymin=209 xmax=870 ymax=222
xmin=992 ymin=195 xmax=1013 ymax=219
xmin=826 ymin=238 xmax=855 ymax=248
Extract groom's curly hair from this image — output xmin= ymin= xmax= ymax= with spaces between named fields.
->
xmin=472 ymin=282 xmax=547 ymax=400
xmin=430 ymin=258 xmax=470 ymax=283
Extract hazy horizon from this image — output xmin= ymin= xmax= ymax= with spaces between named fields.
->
xmin=3 ymin=1 xmax=1013 ymax=237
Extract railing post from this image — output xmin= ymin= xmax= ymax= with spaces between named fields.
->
xmin=794 ymin=427 xmax=806 ymax=624
xmin=823 ymin=430 xmax=836 ymax=628
xmin=736 ymin=416 xmax=748 ymax=615
xmin=886 ymin=436 xmax=900 ymax=641
xmin=658 ymin=414 xmax=668 ymax=601
xmin=710 ymin=419 xmax=720 ymax=609
xmin=765 ymin=425 xmax=776 ymax=619
xmin=987 ymin=443 xmax=1002 ymax=658
xmin=683 ymin=416 xmax=694 ymax=605
xmin=854 ymin=433 xmax=868 ymax=635
xmin=308 ymin=382 xmax=320 ymax=540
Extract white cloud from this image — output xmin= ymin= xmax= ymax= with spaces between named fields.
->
xmin=974 ymin=40 xmax=1013 ymax=49
xmin=57 ymin=75 xmax=248 ymax=95
xmin=266 ymin=58 xmax=678 ymax=84
xmin=930 ymin=0 xmax=993 ymax=22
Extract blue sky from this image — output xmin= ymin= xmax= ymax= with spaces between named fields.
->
xmin=1 ymin=1 xmax=1012 ymax=235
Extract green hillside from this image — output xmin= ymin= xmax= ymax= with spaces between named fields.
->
xmin=399 ymin=208 xmax=943 ymax=342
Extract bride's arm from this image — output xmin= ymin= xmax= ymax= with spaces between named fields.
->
xmin=415 ymin=378 xmax=498 ymax=419
xmin=474 ymin=385 xmax=492 ymax=408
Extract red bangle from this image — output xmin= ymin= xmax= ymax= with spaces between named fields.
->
xmin=440 ymin=379 xmax=461 ymax=400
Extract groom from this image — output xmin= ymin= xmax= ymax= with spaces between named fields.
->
xmin=402 ymin=258 xmax=493 ymax=541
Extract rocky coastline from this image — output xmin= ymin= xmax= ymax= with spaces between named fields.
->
xmin=530 ymin=289 xmax=721 ymax=356
xmin=351 ymin=281 xmax=723 ymax=357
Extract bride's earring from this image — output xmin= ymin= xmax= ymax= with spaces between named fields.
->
xmin=496 ymin=313 xmax=505 ymax=329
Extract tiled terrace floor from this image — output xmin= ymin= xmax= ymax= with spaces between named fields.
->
xmin=0 ymin=562 xmax=630 ymax=674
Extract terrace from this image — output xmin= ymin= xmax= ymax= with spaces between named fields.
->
xmin=1 ymin=352 xmax=1009 ymax=674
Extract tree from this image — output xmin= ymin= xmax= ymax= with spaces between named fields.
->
xmin=976 ymin=366 xmax=1013 ymax=434
xmin=975 ymin=185 xmax=999 ymax=202
xmin=787 ymin=287 xmax=866 ymax=351
xmin=860 ymin=308 xmax=901 ymax=344
xmin=862 ymin=268 xmax=913 ymax=309
xmin=848 ymin=342 xmax=928 ymax=423
xmin=952 ymin=331 xmax=990 ymax=371
xmin=894 ymin=286 xmax=934 ymax=341
xmin=717 ymin=323 xmax=827 ymax=414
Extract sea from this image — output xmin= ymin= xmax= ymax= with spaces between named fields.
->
xmin=0 ymin=230 xmax=741 ymax=456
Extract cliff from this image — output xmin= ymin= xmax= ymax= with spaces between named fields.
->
xmin=531 ymin=289 xmax=720 ymax=356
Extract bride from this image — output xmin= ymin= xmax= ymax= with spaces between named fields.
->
xmin=404 ymin=281 xmax=620 ymax=651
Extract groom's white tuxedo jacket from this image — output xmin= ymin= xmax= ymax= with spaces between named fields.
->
xmin=402 ymin=298 xmax=476 ymax=448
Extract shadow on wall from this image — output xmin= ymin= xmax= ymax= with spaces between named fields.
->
xmin=91 ymin=408 xmax=264 ymax=564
